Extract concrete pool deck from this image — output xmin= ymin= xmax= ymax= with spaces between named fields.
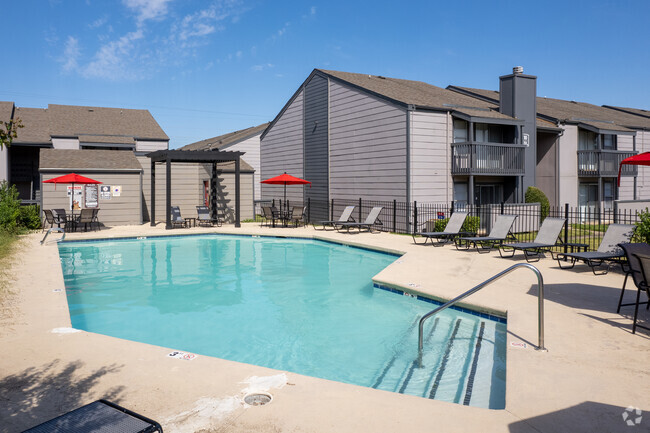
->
xmin=1 ymin=223 xmax=648 ymax=432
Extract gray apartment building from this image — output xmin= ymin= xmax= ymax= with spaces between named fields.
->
xmin=259 ymin=68 xmax=650 ymax=219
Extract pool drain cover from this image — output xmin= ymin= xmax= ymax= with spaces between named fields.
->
xmin=244 ymin=392 xmax=272 ymax=406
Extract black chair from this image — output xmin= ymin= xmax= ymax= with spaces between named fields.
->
xmin=43 ymin=209 xmax=64 ymax=232
xmin=91 ymin=208 xmax=101 ymax=230
xmin=170 ymin=206 xmax=187 ymax=228
xmin=22 ymin=399 xmax=163 ymax=432
xmin=618 ymin=243 xmax=650 ymax=334
xmin=76 ymin=208 xmax=95 ymax=232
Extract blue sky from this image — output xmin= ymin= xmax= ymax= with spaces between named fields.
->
xmin=2 ymin=0 xmax=649 ymax=148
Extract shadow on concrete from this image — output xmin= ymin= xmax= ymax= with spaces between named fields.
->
xmin=0 ymin=359 xmax=125 ymax=432
xmin=509 ymin=401 xmax=649 ymax=433
xmin=579 ymin=312 xmax=650 ymax=339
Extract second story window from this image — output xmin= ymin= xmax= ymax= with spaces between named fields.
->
xmin=453 ymin=119 xmax=468 ymax=143
xmin=578 ymin=129 xmax=597 ymax=150
xmin=602 ymin=134 xmax=617 ymax=150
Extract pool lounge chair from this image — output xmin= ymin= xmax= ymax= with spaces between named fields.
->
xmin=455 ymin=214 xmax=518 ymax=254
xmin=618 ymin=243 xmax=650 ymax=334
xmin=555 ymin=223 xmax=636 ymax=275
xmin=170 ymin=206 xmax=187 ymax=228
xmin=412 ymin=211 xmax=470 ymax=246
xmin=337 ymin=206 xmax=383 ymax=233
xmin=196 ymin=205 xmax=215 ymax=227
xmin=498 ymin=217 xmax=566 ymax=262
xmin=23 ymin=399 xmax=163 ymax=433
xmin=314 ymin=205 xmax=355 ymax=230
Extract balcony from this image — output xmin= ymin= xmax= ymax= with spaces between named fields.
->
xmin=577 ymin=150 xmax=638 ymax=177
xmin=451 ymin=142 xmax=525 ymax=175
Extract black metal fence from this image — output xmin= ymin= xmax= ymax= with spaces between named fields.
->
xmin=259 ymin=197 xmax=645 ymax=252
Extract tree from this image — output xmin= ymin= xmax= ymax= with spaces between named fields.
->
xmin=0 ymin=118 xmax=24 ymax=150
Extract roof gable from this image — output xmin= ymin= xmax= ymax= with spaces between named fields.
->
xmin=180 ymin=122 xmax=269 ymax=151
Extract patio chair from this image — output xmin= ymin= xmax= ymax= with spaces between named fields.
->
xmin=91 ymin=208 xmax=101 ymax=230
xmin=314 ymin=205 xmax=355 ymax=230
xmin=618 ymin=243 xmax=650 ymax=334
xmin=455 ymin=214 xmax=518 ymax=254
xmin=22 ymin=399 xmax=163 ymax=432
xmin=498 ymin=217 xmax=566 ymax=262
xmin=555 ymin=224 xmax=636 ymax=275
xmin=412 ymin=211 xmax=470 ymax=246
xmin=337 ymin=207 xmax=383 ymax=233
xmin=76 ymin=208 xmax=95 ymax=232
xmin=289 ymin=206 xmax=306 ymax=227
xmin=261 ymin=206 xmax=279 ymax=227
xmin=170 ymin=206 xmax=187 ymax=228
xmin=196 ymin=205 xmax=213 ymax=227
xmin=42 ymin=209 xmax=64 ymax=232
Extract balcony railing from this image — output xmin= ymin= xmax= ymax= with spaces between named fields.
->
xmin=451 ymin=142 xmax=525 ymax=175
xmin=577 ymin=150 xmax=638 ymax=177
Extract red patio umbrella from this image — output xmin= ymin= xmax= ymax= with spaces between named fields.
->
xmin=43 ymin=173 xmax=102 ymax=211
xmin=618 ymin=152 xmax=650 ymax=186
xmin=261 ymin=172 xmax=311 ymax=206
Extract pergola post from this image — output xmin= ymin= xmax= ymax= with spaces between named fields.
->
xmin=150 ymin=160 xmax=156 ymax=226
xmin=165 ymin=157 xmax=172 ymax=230
xmin=211 ymin=162 xmax=217 ymax=221
xmin=235 ymin=157 xmax=241 ymax=228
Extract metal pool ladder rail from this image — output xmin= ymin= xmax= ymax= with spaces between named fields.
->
xmin=418 ymin=263 xmax=545 ymax=367
xmin=41 ymin=227 xmax=66 ymax=245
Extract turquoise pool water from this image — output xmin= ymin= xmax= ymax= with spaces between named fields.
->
xmin=58 ymin=234 xmax=506 ymax=408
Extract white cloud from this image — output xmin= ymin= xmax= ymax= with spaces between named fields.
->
xmin=82 ymin=29 xmax=145 ymax=80
xmin=123 ymin=0 xmax=172 ymax=23
xmin=251 ymin=63 xmax=273 ymax=72
xmin=61 ymin=36 xmax=80 ymax=72
xmin=236 ymin=50 xmax=242 ymax=59
xmin=88 ymin=16 xmax=108 ymax=29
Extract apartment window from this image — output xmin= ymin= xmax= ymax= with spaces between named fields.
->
xmin=475 ymin=124 xmax=488 ymax=142
xmin=602 ymin=134 xmax=617 ymax=150
xmin=578 ymin=129 xmax=597 ymax=150
xmin=603 ymin=180 xmax=615 ymax=209
xmin=453 ymin=119 xmax=468 ymax=143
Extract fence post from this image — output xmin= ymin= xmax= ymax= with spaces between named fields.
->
xmin=413 ymin=201 xmax=418 ymax=235
xmin=359 ymin=198 xmax=362 ymax=223
xmin=613 ymin=201 xmax=618 ymax=224
xmin=393 ymin=199 xmax=397 ymax=233
xmin=500 ymin=201 xmax=505 ymax=215
xmin=331 ymin=198 xmax=334 ymax=221
xmin=450 ymin=200 xmax=455 ymax=214
xmin=307 ymin=197 xmax=311 ymax=224
xmin=272 ymin=199 xmax=275 ymax=209
xmin=564 ymin=203 xmax=569 ymax=254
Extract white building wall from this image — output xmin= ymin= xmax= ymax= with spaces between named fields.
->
xmin=260 ymin=90 xmax=304 ymax=204
xmin=409 ymin=110 xmax=451 ymax=203
xmin=135 ymin=140 xmax=168 ymax=152
xmin=558 ymin=124 xmax=579 ymax=207
xmin=52 ymin=138 xmax=80 ymax=149
xmin=328 ymin=81 xmax=407 ymax=201
xmin=222 ymin=134 xmax=261 ymax=202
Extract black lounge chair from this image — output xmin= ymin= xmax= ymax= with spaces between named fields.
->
xmin=261 ymin=206 xmax=280 ymax=227
xmin=498 ymin=217 xmax=566 ymax=262
xmin=618 ymin=243 xmax=650 ymax=334
xmin=413 ymin=211 xmax=470 ymax=246
xmin=22 ymin=399 xmax=163 ymax=432
xmin=315 ymin=205 xmax=355 ymax=230
xmin=196 ymin=205 xmax=214 ymax=227
xmin=456 ymin=214 xmax=518 ymax=253
xmin=337 ymin=206 xmax=383 ymax=233
xmin=170 ymin=206 xmax=187 ymax=228
xmin=555 ymin=223 xmax=636 ymax=275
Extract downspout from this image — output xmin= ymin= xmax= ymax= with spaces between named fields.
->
xmin=555 ymin=126 xmax=564 ymax=208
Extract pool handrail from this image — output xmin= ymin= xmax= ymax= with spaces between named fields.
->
xmin=41 ymin=227 xmax=66 ymax=245
xmin=417 ymin=263 xmax=545 ymax=367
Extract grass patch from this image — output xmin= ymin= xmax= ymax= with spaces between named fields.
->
xmin=0 ymin=230 xmax=20 ymax=317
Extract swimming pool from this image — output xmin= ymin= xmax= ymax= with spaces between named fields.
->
xmin=58 ymin=234 xmax=506 ymax=409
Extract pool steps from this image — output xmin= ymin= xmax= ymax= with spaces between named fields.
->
xmin=372 ymin=314 xmax=504 ymax=409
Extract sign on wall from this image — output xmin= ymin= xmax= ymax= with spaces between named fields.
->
xmin=85 ymin=184 xmax=98 ymax=208
xmin=112 ymin=185 xmax=122 ymax=197
xmin=100 ymin=185 xmax=112 ymax=200
xmin=67 ymin=186 xmax=82 ymax=210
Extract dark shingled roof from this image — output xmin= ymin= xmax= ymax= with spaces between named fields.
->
xmin=13 ymin=104 xmax=169 ymax=145
xmin=181 ymin=122 xmax=269 ymax=151
xmin=39 ymin=149 xmax=143 ymax=171
xmin=603 ymin=105 xmax=650 ymax=120
xmin=0 ymin=101 xmax=14 ymax=123
xmin=448 ymin=86 xmax=650 ymax=131
xmin=317 ymin=70 xmax=518 ymax=121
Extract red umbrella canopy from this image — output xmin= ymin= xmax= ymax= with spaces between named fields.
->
xmin=260 ymin=172 xmax=311 ymax=185
xmin=43 ymin=173 xmax=102 ymax=184
xmin=618 ymin=152 xmax=650 ymax=186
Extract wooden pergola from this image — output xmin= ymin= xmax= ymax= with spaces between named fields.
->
xmin=146 ymin=149 xmax=245 ymax=229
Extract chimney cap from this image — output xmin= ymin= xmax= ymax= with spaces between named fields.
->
xmin=513 ymin=66 xmax=524 ymax=75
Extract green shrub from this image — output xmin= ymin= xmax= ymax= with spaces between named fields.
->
xmin=634 ymin=208 xmax=650 ymax=243
xmin=0 ymin=181 xmax=21 ymax=233
xmin=525 ymin=186 xmax=550 ymax=220
xmin=19 ymin=205 xmax=42 ymax=230
xmin=433 ymin=215 xmax=480 ymax=235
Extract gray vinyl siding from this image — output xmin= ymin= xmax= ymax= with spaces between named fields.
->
xmin=221 ymin=134 xmax=261 ymax=202
xmin=135 ymin=140 xmax=168 ymax=153
xmin=303 ymin=75 xmax=329 ymax=221
xmin=0 ymin=147 xmax=7 ymax=182
xmin=636 ymin=131 xmax=650 ymax=199
xmin=617 ymin=134 xmax=635 ymax=200
xmin=328 ymin=81 xmax=407 ymax=201
xmin=41 ymin=171 xmax=142 ymax=226
xmin=409 ymin=111 xmax=452 ymax=203
xmin=260 ymin=90 xmax=305 ymax=204
xmin=557 ymin=124 xmax=579 ymax=207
